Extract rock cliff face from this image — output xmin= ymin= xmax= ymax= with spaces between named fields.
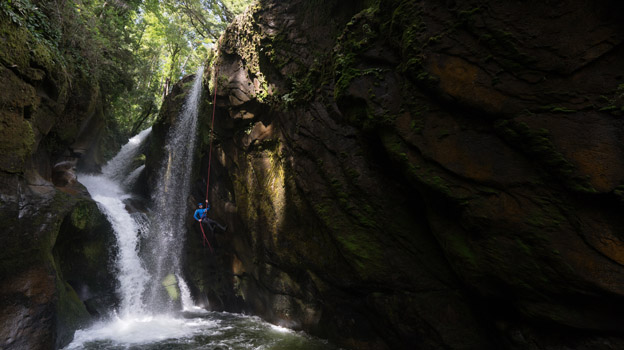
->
xmin=171 ymin=0 xmax=624 ymax=349
xmin=0 ymin=12 xmax=118 ymax=350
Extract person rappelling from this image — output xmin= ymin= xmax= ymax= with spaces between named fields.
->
xmin=194 ymin=200 xmax=227 ymax=234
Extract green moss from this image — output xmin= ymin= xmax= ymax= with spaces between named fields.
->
xmin=495 ymin=119 xmax=595 ymax=193
xmin=550 ymin=107 xmax=576 ymax=113
xmin=30 ymin=39 xmax=56 ymax=71
xmin=386 ymin=1 xmax=425 ymax=60
xmin=55 ymin=277 xmax=90 ymax=347
xmin=594 ymin=83 xmax=624 ymax=115
xmin=333 ymin=7 xmax=382 ymax=100
xmin=515 ymin=238 xmax=532 ymax=255
xmin=309 ymin=175 xmax=387 ymax=277
xmin=527 ymin=211 xmax=562 ymax=228
xmin=444 ymin=6 xmax=540 ymax=75
xmin=82 ymin=241 xmax=106 ymax=266
xmin=446 ymin=232 xmax=477 ymax=267
xmin=599 ymin=105 xmax=619 ymax=112
xmin=70 ymin=202 xmax=93 ymax=231
xmin=0 ymin=19 xmax=32 ymax=67
xmin=173 ymin=90 xmax=188 ymax=101
xmin=345 ymin=167 xmax=360 ymax=181
xmin=524 ymin=196 xmax=566 ymax=230
xmin=0 ymin=4 xmax=66 ymax=87
xmin=221 ymin=4 xmax=273 ymax=104
xmin=410 ymin=119 xmax=423 ymax=133
xmin=0 ymin=114 xmax=35 ymax=173
xmin=162 ymin=273 xmax=180 ymax=301
xmin=334 ymin=230 xmax=385 ymax=273
xmin=380 ymin=131 xmax=454 ymax=197
xmin=280 ymin=56 xmax=332 ymax=107
xmin=614 ymin=185 xmax=624 ymax=202
xmin=536 ymin=105 xmax=577 ymax=113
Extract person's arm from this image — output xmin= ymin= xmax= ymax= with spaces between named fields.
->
xmin=193 ymin=209 xmax=201 ymax=221
xmin=205 ymin=199 xmax=211 ymax=212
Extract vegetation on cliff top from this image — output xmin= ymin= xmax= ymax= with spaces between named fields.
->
xmin=1 ymin=0 xmax=250 ymax=142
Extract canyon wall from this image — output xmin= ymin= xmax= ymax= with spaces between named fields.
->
xmin=172 ymin=0 xmax=624 ymax=349
xmin=0 ymin=10 xmax=118 ymax=350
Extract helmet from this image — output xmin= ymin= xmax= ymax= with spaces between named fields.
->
xmin=198 ymin=203 xmax=203 ymax=206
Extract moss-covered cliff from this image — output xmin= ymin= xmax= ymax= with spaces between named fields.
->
xmin=165 ymin=0 xmax=624 ymax=349
xmin=0 ymin=3 xmax=120 ymax=349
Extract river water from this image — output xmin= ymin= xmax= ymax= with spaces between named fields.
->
xmin=68 ymin=68 xmax=339 ymax=349
xmin=66 ymin=311 xmax=337 ymax=349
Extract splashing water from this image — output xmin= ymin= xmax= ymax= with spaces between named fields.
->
xmin=102 ymin=127 xmax=152 ymax=184
xmin=177 ymin=274 xmax=206 ymax=313
xmin=66 ymin=311 xmax=339 ymax=350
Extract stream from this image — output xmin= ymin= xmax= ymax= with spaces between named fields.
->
xmin=66 ymin=311 xmax=337 ymax=350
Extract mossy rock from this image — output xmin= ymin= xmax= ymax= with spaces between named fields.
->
xmin=54 ymin=277 xmax=91 ymax=349
xmin=54 ymin=197 xmax=118 ymax=317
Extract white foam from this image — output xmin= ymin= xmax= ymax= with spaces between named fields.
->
xmin=66 ymin=315 xmax=219 ymax=348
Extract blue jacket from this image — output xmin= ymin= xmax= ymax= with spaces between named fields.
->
xmin=193 ymin=205 xmax=210 ymax=221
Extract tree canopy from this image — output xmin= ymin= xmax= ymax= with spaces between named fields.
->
xmin=112 ymin=0 xmax=253 ymax=136
xmin=1 ymin=0 xmax=252 ymax=139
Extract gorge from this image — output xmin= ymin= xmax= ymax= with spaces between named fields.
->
xmin=2 ymin=0 xmax=624 ymax=349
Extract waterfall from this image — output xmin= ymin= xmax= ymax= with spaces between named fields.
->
xmin=102 ymin=127 xmax=152 ymax=184
xmin=177 ymin=274 xmax=200 ymax=312
xmin=144 ymin=66 xmax=204 ymax=310
xmin=124 ymin=164 xmax=145 ymax=188
xmin=78 ymin=128 xmax=152 ymax=317
xmin=77 ymin=67 xmax=204 ymax=317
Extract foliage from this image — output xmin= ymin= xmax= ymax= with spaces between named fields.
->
xmin=1 ymin=0 xmax=251 ymax=141
xmin=162 ymin=0 xmax=250 ymax=41
xmin=114 ymin=0 xmax=251 ymax=137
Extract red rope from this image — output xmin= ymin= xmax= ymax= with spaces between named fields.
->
xmin=199 ymin=65 xmax=219 ymax=252
xmin=205 ymin=65 xmax=219 ymax=201
xmin=198 ymin=222 xmax=214 ymax=253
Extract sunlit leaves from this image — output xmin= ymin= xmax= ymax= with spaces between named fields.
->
xmin=3 ymin=0 xmax=251 ymax=139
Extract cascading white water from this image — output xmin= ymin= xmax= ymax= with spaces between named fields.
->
xmin=144 ymin=66 xmax=204 ymax=310
xmin=78 ymin=176 xmax=150 ymax=316
xmin=102 ymin=127 xmax=152 ymax=183
xmin=177 ymin=274 xmax=205 ymax=313
xmin=124 ymin=164 xmax=145 ymax=188
xmin=77 ymin=127 xmax=152 ymax=317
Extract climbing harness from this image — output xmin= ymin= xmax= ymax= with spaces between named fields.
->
xmin=199 ymin=64 xmax=219 ymax=251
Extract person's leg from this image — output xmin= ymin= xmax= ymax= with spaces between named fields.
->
xmin=206 ymin=218 xmax=226 ymax=231
xmin=201 ymin=220 xmax=215 ymax=235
